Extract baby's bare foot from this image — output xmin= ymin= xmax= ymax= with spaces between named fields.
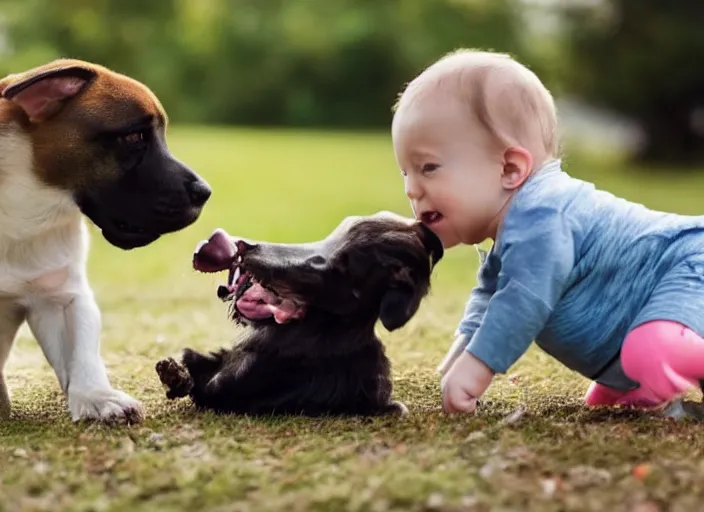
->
xmin=155 ymin=357 xmax=193 ymax=399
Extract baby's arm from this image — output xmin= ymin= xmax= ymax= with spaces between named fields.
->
xmin=438 ymin=246 xmax=498 ymax=375
xmin=442 ymin=209 xmax=577 ymax=413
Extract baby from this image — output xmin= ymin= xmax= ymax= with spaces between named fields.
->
xmin=391 ymin=49 xmax=704 ymax=414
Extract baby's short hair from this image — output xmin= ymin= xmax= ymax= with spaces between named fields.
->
xmin=394 ymin=49 xmax=559 ymax=162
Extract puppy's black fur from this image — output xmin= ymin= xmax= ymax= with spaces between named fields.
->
xmin=156 ymin=212 xmax=443 ymax=416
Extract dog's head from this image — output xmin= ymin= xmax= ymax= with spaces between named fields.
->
xmin=0 ymin=59 xmax=211 ymax=249
xmin=192 ymin=211 xmax=444 ymax=331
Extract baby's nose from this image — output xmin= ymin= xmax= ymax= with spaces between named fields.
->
xmin=404 ymin=176 xmax=421 ymax=200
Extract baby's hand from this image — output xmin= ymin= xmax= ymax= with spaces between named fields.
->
xmin=441 ymin=351 xmax=495 ymax=414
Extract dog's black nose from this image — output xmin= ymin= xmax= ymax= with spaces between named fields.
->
xmin=186 ymin=179 xmax=212 ymax=207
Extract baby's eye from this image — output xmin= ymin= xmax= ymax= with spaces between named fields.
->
xmin=421 ymin=163 xmax=439 ymax=173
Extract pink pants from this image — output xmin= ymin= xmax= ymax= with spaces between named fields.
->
xmin=584 ymin=321 xmax=704 ymax=408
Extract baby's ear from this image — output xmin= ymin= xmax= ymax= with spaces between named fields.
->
xmin=501 ymin=147 xmax=533 ymax=190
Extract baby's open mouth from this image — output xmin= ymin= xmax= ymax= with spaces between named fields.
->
xmin=193 ymin=229 xmax=306 ymax=324
xmin=421 ymin=211 xmax=444 ymax=225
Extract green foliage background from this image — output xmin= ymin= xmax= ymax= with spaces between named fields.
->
xmin=2 ymin=0 xmax=704 ymax=163
xmin=0 ymin=0 xmax=548 ymax=127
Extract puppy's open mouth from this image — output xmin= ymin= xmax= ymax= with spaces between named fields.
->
xmin=216 ymin=263 xmax=306 ymax=325
xmin=193 ymin=230 xmax=306 ymax=324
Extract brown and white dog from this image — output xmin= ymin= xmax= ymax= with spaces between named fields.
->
xmin=0 ymin=59 xmax=211 ymax=423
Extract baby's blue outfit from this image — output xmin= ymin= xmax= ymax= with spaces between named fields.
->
xmin=457 ymin=159 xmax=704 ymax=389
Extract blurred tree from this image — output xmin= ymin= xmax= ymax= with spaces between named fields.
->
xmin=0 ymin=0 xmax=541 ymax=128
xmin=563 ymin=0 xmax=704 ymax=165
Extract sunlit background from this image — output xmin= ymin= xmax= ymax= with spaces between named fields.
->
xmin=2 ymin=0 xmax=702 ymax=268
xmin=3 ymin=0 xmax=702 ymax=160
xmin=3 ymin=2 xmax=704 ymax=509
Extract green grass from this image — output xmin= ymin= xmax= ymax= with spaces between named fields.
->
xmin=2 ymin=126 xmax=704 ymax=511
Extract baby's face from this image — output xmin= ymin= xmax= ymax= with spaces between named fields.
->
xmin=392 ymin=95 xmax=509 ymax=248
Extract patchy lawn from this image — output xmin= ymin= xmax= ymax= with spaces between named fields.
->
xmin=2 ymin=127 xmax=704 ymax=512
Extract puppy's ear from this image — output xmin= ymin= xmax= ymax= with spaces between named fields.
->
xmin=379 ymin=284 xmax=424 ymax=332
xmin=1 ymin=65 xmax=96 ymax=123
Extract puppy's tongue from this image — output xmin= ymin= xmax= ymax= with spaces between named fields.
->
xmin=270 ymin=300 xmax=305 ymax=324
xmin=193 ymin=228 xmax=237 ymax=272
xmin=236 ymin=283 xmax=305 ymax=324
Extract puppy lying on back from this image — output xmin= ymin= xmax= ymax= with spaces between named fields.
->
xmin=156 ymin=211 xmax=443 ymax=416
xmin=0 ymin=60 xmax=211 ymax=423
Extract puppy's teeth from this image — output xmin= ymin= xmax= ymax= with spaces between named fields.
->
xmin=237 ymin=255 xmax=243 ymax=264
xmin=233 ymin=267 xmax=241 ymax=284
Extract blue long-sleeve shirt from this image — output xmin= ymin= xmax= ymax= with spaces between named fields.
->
xmin=457 ymin=159 xmax=704 ymax=382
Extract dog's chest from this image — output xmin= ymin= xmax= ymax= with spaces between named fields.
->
xmin=0 ymin=157 xmax=78 ymax=240
xmin=0 ymin=127 xmax=85 ymax=298
xmin=0 ymin=225 xmax=84 ymax=299
xmin=0 ymin=264 xmax=71 ymax=297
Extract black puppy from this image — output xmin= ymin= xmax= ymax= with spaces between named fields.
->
xmin=156 ymin=211 xmax=443 ymax=416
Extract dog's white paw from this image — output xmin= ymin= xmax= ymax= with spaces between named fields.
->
xmin=68 ymin=387 xmax=143 ymax=424
xmin=388 ymin=400 xmax=409 ymax=416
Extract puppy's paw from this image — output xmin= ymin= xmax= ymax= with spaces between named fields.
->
xmin=68 ymin=387 xmax=143 ymax=424
xmin=383 ymin=400 xmax=409 ymax=417
xmin=156 ymin=357 xmax=193 ymax=399
xmin=181 ymin=348 xmax=223 ymax=374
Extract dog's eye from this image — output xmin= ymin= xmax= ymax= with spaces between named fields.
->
xmin=118 ymin=131 xmax=148 ymax=145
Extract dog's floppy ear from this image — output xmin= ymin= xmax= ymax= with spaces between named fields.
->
xmin=378 ymin=224 xmax=442 ymax=331
xmin=418 ymin=222 xmax=444 ymax=267
xmin=1 ymin=65 xmax=96 ymax=123
xmin=379 ymin=284 xmax=424 ymax=331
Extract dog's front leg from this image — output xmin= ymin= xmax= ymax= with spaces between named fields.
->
xmin=27 ymin=291 xmax=143 ymax=423
xmin=0 ymin=302 xmax=27 ymax=419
